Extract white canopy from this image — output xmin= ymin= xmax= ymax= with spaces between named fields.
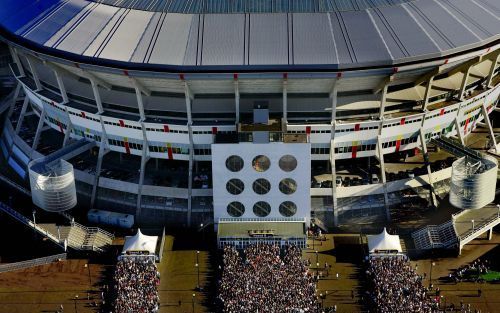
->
xmin=367 ymin=228 xmax=402 ymax=254
xmin=122 ymin=229 xmax=158 ymax=255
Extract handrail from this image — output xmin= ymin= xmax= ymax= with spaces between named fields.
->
xmin=0 ymin=253 xmax=67 ymax=273
xmin=59 ymin=211 xmax=115 ymax=239
xmin=459 ymin=213 xmax=500 ymax=242
xmin=0 ymin=202 xmax=63 ymax=247
xmin=0 ymin=173 xmax=31 ymax=196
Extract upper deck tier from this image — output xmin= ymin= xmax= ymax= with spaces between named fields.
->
xmin=0 ymin=0 xmax=499 ymax=72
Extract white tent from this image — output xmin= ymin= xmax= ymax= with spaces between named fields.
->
xmin=367 ymin=228 xmax=402 ymax=254
xmin=122 ymin=229 xmax=158 ymax=255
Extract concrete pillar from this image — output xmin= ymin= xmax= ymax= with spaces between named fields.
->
xmin=15 ymin=97 xmax=30 ymax=134
xmin=90 ymin=140 xmax=108 ymax=209
xmin=135 ymin=147 xmax=149 ymax=217
xmin=183 ymin=80 xmax=194 ymax=227
xmin=379 ymin=84 xmax=388 ymax=118
xmin=134 ymin=86 xmax=146 ymax=121
xmin=330 ymin=81 xmax=338 ymax=123
xmin=330 ymin=139 xmax=338 ymax=227
xmin=488 ymin=228 xmax=493 ymax=240
xmin=459 ymin=67 xmax=471 ymax=101
xmin=419 ymin=128 xmax=438 ymax=208
xmin=32 ymin=107 xmax=46 ymax=150
xmin=9 ymin=46 xmax=25 ymax=77
xmin=54 ymin=70 xmax=69 ymax=104
xmin=26 ymin=56 xmax=42 ymax=91
xmin=62 ymin=122 xmax=73 ymax=147
xmin=481 ymin=103 xmax=498 ymax=153
xmin=283 ymin=79 xmax=288 ymax=122
xmin=487 ymin=54 xmax=499 ymax=88
xmin=90 ymin=79 xmax=104 ymax=113
xmin=187 ymin=146 xmax=194 ymax=227
xmin=234 ymin=79 xmax=240 ymax=124
xmin=7 ymin=83 xmax=22 ymax=118
xmin=422 ymin=76 xmax=434 ymax=111
xmin=184 ymin=81 xmax=193 ymax=125
xmin=454 ymin=117 xmax=465 ymax=145
xmin=376 ymin=135 xmax=391 ymax=222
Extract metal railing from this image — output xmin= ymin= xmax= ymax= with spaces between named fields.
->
xmin=0 ymin=202 xmax=64 ymax=248
xmin=459 ymin=211 xmax=500 ymax=245
xmin=0 ymin=253 xmax=67 ymax=273
xmin=432 ymin=136 xmax=482 ymax=160
xmin=412 ymin=220 xmax=458 ymax=250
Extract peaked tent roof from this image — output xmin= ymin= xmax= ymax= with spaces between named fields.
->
xmin=367 ymin=228 xmax=402 ymax=253
xmin=122 ymin=228 xmax=158 ymax=255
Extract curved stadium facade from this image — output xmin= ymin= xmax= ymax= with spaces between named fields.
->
xmin=0 ymin=0 xmax=499 ymax=229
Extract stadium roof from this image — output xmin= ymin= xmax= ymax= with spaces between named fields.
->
xmin=0 ymin=0 xmax=499 ymax=71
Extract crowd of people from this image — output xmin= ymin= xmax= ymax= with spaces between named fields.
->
xmin=449 ymin=258 xmax=491 ymax=283
xmin=113 ymin=256 xmax=160 ymax=313
xmin=366 ymin=256 xmax=439 ymax=313
xmin=218 ymin=243 xmax=320 ymax=313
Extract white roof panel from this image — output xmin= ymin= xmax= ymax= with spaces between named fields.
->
xmin=98 ymin=10 xmax=154 ymax=61
xmin=292 ymin=13 xmax=339 ymax=65
xmin=249 ymin=13 xmax=288 ymax=65
xmin=201 ymin=14 xmax=245 ymax=65
xmin=148 ymin=13 xmax=193 ymax=65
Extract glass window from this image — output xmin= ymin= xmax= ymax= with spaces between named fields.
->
xmin=225 ymin=155 xmax=244 ymax=172
xmin=227 ymin=202 xmax=245 ymax=217
xmin=226 ymin=179 xmax=245 ymax=195
xmin=253 ymin=201 xmax=271 ymax=217
xmin=252 ymin=178 xmax=271 ymax=195
xmin=252 ymin=155 xmax=270 ymax=172
xmin=279 ymin=201 xmax=297 ymax=217
xmin=279 ymin=178 xmax=297 ymax=195
xmin=279 ymin=155 xmax=297 ymax=172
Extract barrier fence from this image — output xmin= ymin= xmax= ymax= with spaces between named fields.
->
xmin=0 ymin=253 xmax=67 ymax=273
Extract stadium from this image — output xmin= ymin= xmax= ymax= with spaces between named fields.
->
xmin=0 ymin=0 xmax=499 ymax=312
xmin=0 ymin=0 xmax=498 ymax=232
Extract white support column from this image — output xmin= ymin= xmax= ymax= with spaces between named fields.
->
xmin=7 ymin=83 xmax=22 ymax=118
xmin=62 ymin=107 xmax=73 ymax=147
xmin=9 ymin=47 xmax=25 ymax=77
xmin=419 ymin=128 xmax=438 ymax=208
xmin=487 ymin=54 xmax=499 ymax=88
xmin=330 ymin=80 xmax=338 ymax=123
xmin=54 ymin=70 xmax=69 ymax=104
xmin=234 ymin=78 xmax=240 ymax=124
xmin=134 ymin=86 xmax=146 ymax=121
xmin=31 ymin=107 xmax=46 ymax=150
xmin=481 ymin=103 xmax=498 ymax=153
xmin=90 ymin=79 xmax=104 ymax=113
xmin=376 ymin=135 xmax=391 ymax=222
xmin=184 ymin=81 xmax=193 ymax=125
xmin=63 ymin=122 xmax=73 ymax=147
xmin=330 ymin=139 xmax=338 ymax=227
xmin=459 ymin=67 xmax=472 ymax=101
xmin=330 ymin=79 xmax=339 ymax=228
xmin=26 ymin=56 xmax=42 ymax=91
xmin=422 ymin=76 xmax=434 ymax=111
xmin=15 ymin=97 xmax=30 ymax=134
xmin=90 ymin=139 xmax=108 ymax=209
xmin=136 ymin=116 xmax=149 ymax=216
xmin=283 ymin=78 xmax=288 ymax=123
xmin=379 ymin=84 xmax=388 ymax=118
xmin=454 ymin=117 xmax=465 ymax=145
xmin=135 ymin=146 xmax=150 ymax=217
xmin=184 ymin=80 xmax=194 ymax=227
